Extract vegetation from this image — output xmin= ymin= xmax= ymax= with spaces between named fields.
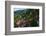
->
xmin=14 ymin=9 xmax=39 ymax=27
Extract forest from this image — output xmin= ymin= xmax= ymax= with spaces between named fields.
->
xmin=14 ymin=9 xmax=39 ymax=27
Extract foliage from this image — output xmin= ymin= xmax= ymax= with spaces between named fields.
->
xmin=14 ymin=9 xmax=39 ymax=27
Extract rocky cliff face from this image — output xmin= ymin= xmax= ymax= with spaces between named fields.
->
xmin=16 ymin=19 xmax=32 ymax=27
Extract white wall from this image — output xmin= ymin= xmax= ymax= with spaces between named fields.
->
xmin=0 ymin=0 xmax=46 ymax=36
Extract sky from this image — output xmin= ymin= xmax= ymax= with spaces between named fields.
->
xmin=14 ymin=8 xmax=26 ymax=11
